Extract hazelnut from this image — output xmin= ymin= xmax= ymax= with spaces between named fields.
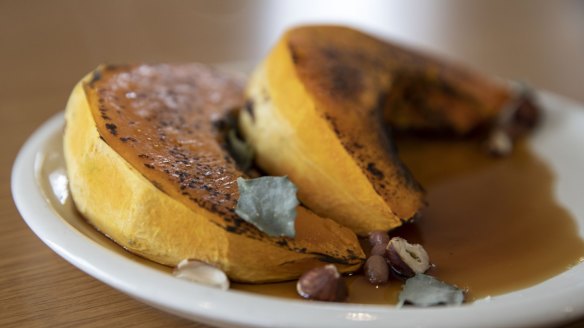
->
xmin=296 ymin=264 xmax=348 ymax=302
xmin=370 ymin=243 xmax=386 ymax=257
xmin=386 ymin=237 xmax=430 ymax=278
xmin=368 ymin=230 xmax=389 ymax=247
xmin=364 ymin=255 xmax=389 ymax=285
xmin=485 ymin=83 xmax=540 ymax=157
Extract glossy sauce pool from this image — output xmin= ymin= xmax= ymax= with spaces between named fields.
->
xmin=233 ymin=137 xmax=584 ymax=304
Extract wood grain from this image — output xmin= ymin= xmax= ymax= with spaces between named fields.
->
xmin=1 ymin=1 xmax=583 ymax=327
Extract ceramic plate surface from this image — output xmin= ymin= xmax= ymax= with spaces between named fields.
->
xmin=12 ymin=90 xmax=584 ymax=328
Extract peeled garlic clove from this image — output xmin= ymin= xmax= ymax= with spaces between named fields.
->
xmin=486 ymin=129 xmax=513 ymax=157
xmin=364 ymin=255 xmax=390 ymax=285
xmin=173 ymin=259 xmax=230 ymax=290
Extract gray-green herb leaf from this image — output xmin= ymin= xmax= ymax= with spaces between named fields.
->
xmin=397 ymin=273 xmax=464 ymax=307
xmin=235 ymin=176 xmax=299 ymax=238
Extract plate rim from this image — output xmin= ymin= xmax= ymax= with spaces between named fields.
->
xmin=11 ymin=101 xmax=584 ymax=328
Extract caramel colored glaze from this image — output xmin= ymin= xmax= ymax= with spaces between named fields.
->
xmin=233 ymin=138 xmax=584 ymax=304
xmin=86 ymin=64 xmax=244 ymax=228
xmin=394 ymin=136 xmax=584 ymax=301
xmin=84 ymin=64 xmax=362 ymax=263
xmin=288 ymin=26 xmax=511 ymax=135
xmin=233 ymin=275 xmax=401 ymax=305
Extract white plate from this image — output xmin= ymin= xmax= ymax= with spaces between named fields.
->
xmin=11 ymin=90 xmax=584 ymax=328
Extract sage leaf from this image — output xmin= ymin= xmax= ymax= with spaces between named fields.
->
xmin=235 ymin=176 xmax=299 ymax=238
xmin=397 ymin=274 xmax=464 ymax=307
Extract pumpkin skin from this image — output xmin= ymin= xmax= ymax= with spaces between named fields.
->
xmin=64 ymin=63 xmax=364 ymax=283
xmin=240 ymin=25 xmax=516 ymax=235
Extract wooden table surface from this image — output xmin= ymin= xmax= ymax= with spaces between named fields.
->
xmin=1 ymin=1 xmax=583 ymax=327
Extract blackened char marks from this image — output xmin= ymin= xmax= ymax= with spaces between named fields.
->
xmin=276 ymin=239 xmax=289 ymax=247
xmin=97 ymin=96 xmax=111 ymax=121
xmin=152 ymin=180 xmax=164 ymax=192
xmin=103 ymin=64 xmax=131 ymax=72
xmin=88 ymin=69 xmax=102 ymax=88
xmin=367 ymin=162 xmax=384 ymax=179
xmin=315 ymin=253 xmax=356 ymax=265
xmin=322 ymin=113 xmax=342 ymax=137
xmin=210 ymin=216 xmax=265 ymax=240
xmin=393 ymin=160 xmax=424 ymax=193
xmin=321 ymin=47 xmax=364 ymax=99
xmin=120 ymin=136 xmax=137 ymax=143
xmin=289 ymin=44 xmax=300 ymax=64
xmin=105 ymin=123 xmax=118 ymax=136
xmin=328 ymin=64 xmax=363 ymax=99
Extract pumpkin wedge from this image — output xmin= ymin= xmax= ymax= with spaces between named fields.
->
xmin=240 ymin=25 xmax=520 ymax=235
xmin=64 ymin=63 xmax=364 ymax=283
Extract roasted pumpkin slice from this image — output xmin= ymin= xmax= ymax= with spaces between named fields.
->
xmin=240 ymin=25 xmax=521 ymax=235
xmin=63 ymin=63 xmax=364 ymax=283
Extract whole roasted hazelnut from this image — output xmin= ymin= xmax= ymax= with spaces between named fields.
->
xmin=364 ymin=255 xmax=389 ymax=285
xmin=386 ymin=237 xmax=430 ymax=278
xmin=368 ymin=231 xmax=390 ymax=247
xmin=370 ymin=243 xmax=387 ymax=257
xmin=296 ymin=264 xmax=348 ymax=302
xmin=485 ymin=83 xmax=540 ymax=157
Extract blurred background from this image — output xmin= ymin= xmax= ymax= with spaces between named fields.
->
xmin=1 ymin=0 xmax=583 ymax=106
xmin=1 ymin=1 xmax=584 ymax=327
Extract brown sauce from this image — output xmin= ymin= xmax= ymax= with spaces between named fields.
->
xmin=233 ymin=137 xmax=584 ymax=304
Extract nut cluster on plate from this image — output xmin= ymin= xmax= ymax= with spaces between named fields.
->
xmin=296 ymin=231 xmax=434 ymax=303
xmin=365 ymin=232 xmax=431 ymax=285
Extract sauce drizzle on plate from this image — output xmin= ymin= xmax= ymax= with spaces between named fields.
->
xmin=234 ymin=137 xmax=584 ymax=304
